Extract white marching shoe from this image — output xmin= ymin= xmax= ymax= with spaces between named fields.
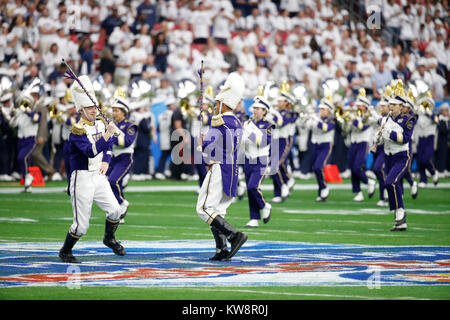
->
xmin=262 ymin=203 xmax=272 ymax=224
xmin=411 ymin=181 xmax=418 ymax=199
xmin=418 ymin=182 xmax=427 ymax=188
xmin=281 ymin=184 xmax=290 ymax=198
xmin=353 ymin=191 xmax=364 ymax=202
xmin=271 ymin=196 xmax=283 ymax=203
xmin=287 ymin=178 xmax=295 ymax=191
xmin=119 ymin=200 xmax=129 ymax=224
xmin=154 ymin=172 xmax=166 ymax=180
xmin=376 ymin=200 xmax=388 ymax=207
xmin=367 ymin=179 xmax=376 ymax=198
xmin=433 ymin=172 xmax=439 ymax=186
xmin=245 ymin=219 xmax=259 ymax=228
xmin=23 ymin=173 xmax=34 ymax=192
xmin=320 ymin=187 xmax=329 ymax=200
xmin=390 ymin=208 xmax=407 ymax=231
xmin=237 ymin=182 xmax=246 ymax=200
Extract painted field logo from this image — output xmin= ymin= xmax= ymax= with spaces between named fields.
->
xmin=0 ymin=241 xmax=449 ymax=288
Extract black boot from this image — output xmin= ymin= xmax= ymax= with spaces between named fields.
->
xmin=210 ymin=215 xmax=248 ymax=260
xmin=59 ymin=232 xmax=80 ymax=263
xmin=209 ymin=226 xmax=230 ymax=261
xmin=103 ymin=219 xmax=126 ymax=256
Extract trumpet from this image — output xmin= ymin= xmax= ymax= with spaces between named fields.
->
xmin=15 ymin=98 xmax=33 ymax=113
xmin=49 ymin=104 xmax=66 ymax=123
xmin=334 ymin=106 xmax=363 ymax=123
xmin=180 ymin=98 xmax=199 ymax=119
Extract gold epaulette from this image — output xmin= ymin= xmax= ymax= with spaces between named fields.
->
xmin=211 ymin=114 xmax=225 ymax=127
xmin=72 ymin=122 xmax=86 ymax=135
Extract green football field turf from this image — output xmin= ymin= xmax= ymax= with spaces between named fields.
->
xmin=0 ymin=177 xmax=449 ymax=300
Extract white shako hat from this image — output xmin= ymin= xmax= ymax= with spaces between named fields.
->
xmin=70 ymin=75 xmax=99 ymax=112
xmin=252 ymin=85 xmax=270 ymax=110
xmin=111 ymin=87 xmax=130 ymax=114
xmin=215 ymin=72 xmax=245 ymax=110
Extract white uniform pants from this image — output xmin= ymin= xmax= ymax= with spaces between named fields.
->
xmin=69 ymin=170 xmax=122 ymax=237
xmin=196 ymin=164 xmax=234 ymax=224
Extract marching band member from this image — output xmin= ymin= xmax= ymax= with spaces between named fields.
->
xmin=233 ymin=100 xmax=249 ymax=200
xmin=49 ymin=83 xmax=70 ymax=182
xmin=436 ymin=103 xmax=449 ymax=177
xmin=370 ymin=88 xmax=390 ymax=207
xmin=401 ymin=88 xmax=419 ymax=199
xmin=242 ymin=89 xmax=274 ymax=227
xmin=59 ymin=75 xmax=125 ymax=263
xmin=59 ymin=89 xmax=79 ymax=192
xmin=378 ymin=80 xmax=417 ymax=231
xmin=308 ymin=95 xmax=336 ymax=202
xmin=416 ymin=91 xmax=439 ymax=187
xmin=271 ymin=81 xmax=295 ymax=203
xmin=196 ymin=72 xmax=248 ymax=261
xmin=9 ymin=79 xmax=42 ymax=192
xmin=348 ymin=88 xmax=376 ymax=202
xmin=107 ymin=88 xmax=137 ymax=224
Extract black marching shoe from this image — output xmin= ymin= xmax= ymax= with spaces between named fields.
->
xmin=209 ymin=249 xmax=231 ymax=261
xmin=227 ymin=232 xmax=248 ymax=260
xmin=103 ymin=219 xmax=126 ymax=256
xmin=59 ymin=232 xmax=80 ymax=263
xmin=210 ymin=215 xmax=248 ymax=260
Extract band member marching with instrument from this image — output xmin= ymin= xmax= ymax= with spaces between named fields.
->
xmin=348 ymin=88 xmax=376 ymax=202
xmin=271 ymin=81 xmax=296 ymax=203
xmin=370 ymin=87 xmax=391 ymax=207
xmin=107 ymin=88 xmax=137 ymax=224
xmin=9 ymin=79 xmax=42 ymax=192
xmin=401 ymin=87 xmax=419 ymax=199
xmin=242 ymin=87 xmax=274 ymax=227
xmin=416 ymin=90 xmax=439 ymax=187
xmin=307 ymin=95 xmax=336 ymax=202
xmin=58 ymin=73 xmax=126 ymax=263
xmin=374 ymin=80 xmax=417 ymax=231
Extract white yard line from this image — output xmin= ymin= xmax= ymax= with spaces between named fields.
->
xmin=1 ymin=183 xmax=450 ymax=194
xmin=182 ymin=287 xmax=428 ymax=300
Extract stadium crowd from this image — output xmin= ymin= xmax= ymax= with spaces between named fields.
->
xmin=0 ymin=0 xmax=449 ymax=185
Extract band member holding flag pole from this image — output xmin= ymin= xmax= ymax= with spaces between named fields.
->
xmin=196 ymin=72 xmax=248 ymax=261
xmin=58 ymin=62 xmax=126 ymax=263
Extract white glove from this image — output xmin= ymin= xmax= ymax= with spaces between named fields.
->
xmin=381 ymin=128 xmax=391 ymax=140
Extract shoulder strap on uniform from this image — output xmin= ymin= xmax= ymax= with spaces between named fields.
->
xmin=211 ymin=114 xmax=225 ymax=127
xmin=71 ymin=120 xmax=87 ymax=135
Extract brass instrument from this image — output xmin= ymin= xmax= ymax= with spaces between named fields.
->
xmin=180 ymin=97 xmax=198 ymax=119
xmin=15 ymin=97 xmax=33 ymax=113
xmin=418 ymin=90 xmax=434 ymax=114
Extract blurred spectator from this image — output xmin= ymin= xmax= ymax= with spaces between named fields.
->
xmin=37 ymin=6 xmax=58 ymax=55
xmin=128 ymin=38 xmax=148 ymax=82
xmin=137 ymin=0 xmax=157 ymax=31
xmin=153 ymin=31 xmax=169 ymax=73
xmin=190 ymin=1 xmax=212 ymax=44
xmin=371 ymin=62 xmax=393 ymax=99
xmin=99 ymin=46 xmax=116 ymax=76
xmin=223 ymin=43 xmax=239 ymax=73
xmin=78 ymin=37 xmax=94 ymax=75
xmin=238 ymin=45 xmax=257 ymax=75
xmin=101 ymin=7 xmax=123 ymax=36
xmin=212 ymin=1 xmax=235 ymax=45
xmin=358 ymin=50 xmax=376 ymax=95
xmin=42 ymin=42 xmax=63 ymax=77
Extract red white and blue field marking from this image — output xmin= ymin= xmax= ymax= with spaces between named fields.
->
xmin=0 ymin=240 xmax=449 ymax=288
